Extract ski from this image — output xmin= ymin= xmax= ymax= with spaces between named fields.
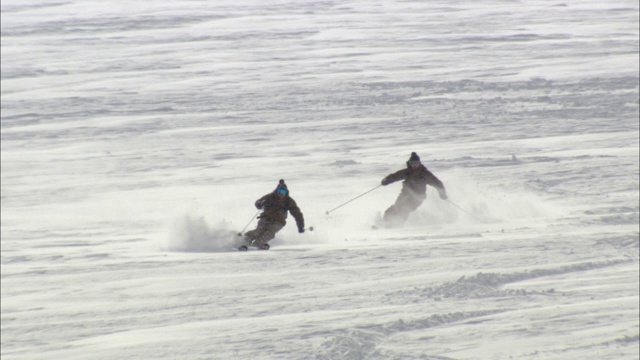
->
xmin=235 ymin=226 xmax=313 ymax=251
xmin=237 ymin=243 xmax=269 ymax=251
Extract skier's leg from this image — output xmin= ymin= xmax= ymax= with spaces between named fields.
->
xmin=244 ymin=218 xmax=269 ymax=244
xmin=253 ymin=221 xmax=285 ymax=247
xmin=396 ymin=193 xmax=426 ymax=223
xmin=383 ymin=193 xmax=406 ymax=227
xmin=383 ymin=204 xmax=397 ymax=219
xmin=384 ymin=192 xmax=425 ymax=226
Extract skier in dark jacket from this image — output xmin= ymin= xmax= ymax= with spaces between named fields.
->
xmin=243 ymin=179 xmax=305 ymax=249
xmin=380 ymin=152 xmax=447 ymax=227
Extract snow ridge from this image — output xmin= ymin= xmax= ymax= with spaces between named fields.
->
xmin=316 ymin=310 xmax=505 ymax=360
xmin=391 ymin=259 xmax=631 ymax=301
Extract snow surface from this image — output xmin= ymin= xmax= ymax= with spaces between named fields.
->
xmin=1 ymin=0 xmax=639 ymax=359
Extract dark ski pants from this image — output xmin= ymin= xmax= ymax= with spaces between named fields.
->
xmin=244 ymin=218 xmax=285 ymax=246
xmin=383 ymin=191 xmax=426 ymax=227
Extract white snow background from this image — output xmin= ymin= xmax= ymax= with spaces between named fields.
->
xmin=1 ymin=0 xmax=639 ymax=359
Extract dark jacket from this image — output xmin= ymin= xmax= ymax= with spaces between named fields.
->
xmin=382 ymin=164 xmax=447 ymax=199
xmin=255 ymin=192 xmax=305 ymax=230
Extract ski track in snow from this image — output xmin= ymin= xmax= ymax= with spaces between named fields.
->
xmin=1 ymin=0 xmax=639 ymax=359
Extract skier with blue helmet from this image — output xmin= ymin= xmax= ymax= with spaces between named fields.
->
xmin=242 ymin=179 xmax=305 ymax=250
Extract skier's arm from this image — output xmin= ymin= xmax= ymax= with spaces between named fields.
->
xmin=381 ymin=169 xmax=408 ymax=186
xmin=287 ymin=198 xmax=305 ymax=233
xmin=255 ymin=193 xmax=271 ymax=209
xmin=426 ymin=172 xmax=447 ymax=200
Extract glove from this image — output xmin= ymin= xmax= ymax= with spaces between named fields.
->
xmin=298 ymin=227 xmax=305 ymax=233
xmin=381 ymin=177 xmax=389 ymax=186
xmin=439 ymin=191 xmax=448 ymax=200
xmin=255 ymin=200 xmax=264 ymax=210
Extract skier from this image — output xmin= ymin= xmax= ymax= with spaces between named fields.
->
xmin=242 ymin=179 xmax=305 ymax=250
xmin=380 ymin=152 xmax=448 ymax=227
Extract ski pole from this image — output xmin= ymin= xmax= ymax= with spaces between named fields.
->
xmin=237 ymin=210 xmax=260 ymax=236
xmin=325 ymin=185 xmax=383 ymax=215
xmin=446 ymin=199 xmax=482 ymax=222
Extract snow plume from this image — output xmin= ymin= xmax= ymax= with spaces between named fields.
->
xmin=163 ymin=214 xmax=239 ymax=252
xmin=408 ymin=171 xmax=566 ymax=227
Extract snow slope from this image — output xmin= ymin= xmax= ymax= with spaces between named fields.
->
xmin=2 ymin=0 xmax=638 ymax=359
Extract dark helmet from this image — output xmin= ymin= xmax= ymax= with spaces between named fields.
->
xmin=406 ymin=152 xmax=421 ymax=167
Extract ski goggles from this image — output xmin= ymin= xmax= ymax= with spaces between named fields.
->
xmin=277 ymin=188 xmax=288 ymax=195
